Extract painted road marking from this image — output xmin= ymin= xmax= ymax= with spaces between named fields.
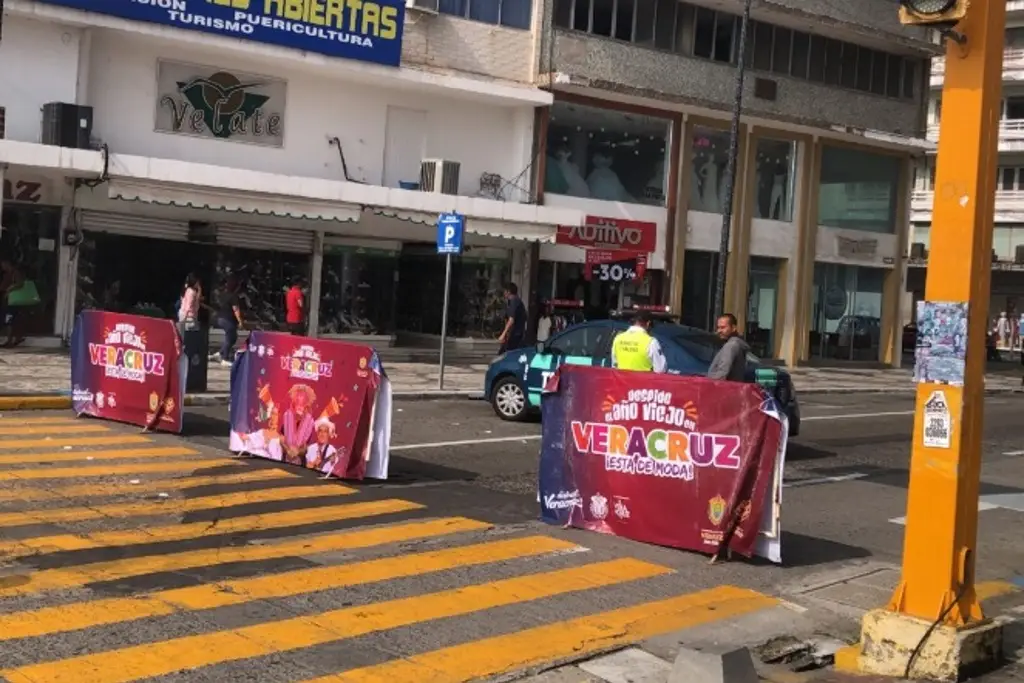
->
xmin=0 ymin=459 xmax=244 ymax=481
xmin=0 ymin=535 xmax=580 ymax=641
xmin=302 ymin=586 xmax=778 ymax=683
xmin=802 ymin=411 xmax=915 ymax=422
xmin=0 ymin=517 xmax=491 ymax=598
xmin=0 ymin=445 xmax=200 ymax=465
xmin=0 ymin=416 xmax=79 ymax=425
xmin=889 ymin=501 xmax=1000 ymax=525
xmin=0 ymin=424 xmax=109 ymax=436
xmin=1003 ymin=450 xmax=1024 ymax=456
xmin=0 ymin=559 xmax=672 ymax=683
xmin=0 ymin=483 xmax=357 ymax=528
xmin=0 ymin=498 xmax=425 ymax=558
xmin=0 ymin=467 xmax=301 ymax=504
xmin=784 ymin=473 xmax=868 ymax=488
xmin=391 ymin=435 xmax=542 ymax=451
xmin=0 ymin=435 xmax=151 ymax=450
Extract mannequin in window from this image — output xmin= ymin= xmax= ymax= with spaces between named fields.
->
xmin=690 ymin=157 xmax=705 ymax=211
xmin=547 ymin=146 xmax=590 ymax=198
xmin=998 ymin=311 xmax=1011 ymax=349
xmin=770 ymin=167 xmax=787 ymax=220
xmin=700 ymin=153 xmax=721 ymax=213
xmin=587 ymin=149 xmax=634 ymax=202
xmin=644 ymin=160 xmax=665 ymax=204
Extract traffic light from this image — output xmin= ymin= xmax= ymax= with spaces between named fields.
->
xmin=898 ymin=0 xmax=969 ymax=26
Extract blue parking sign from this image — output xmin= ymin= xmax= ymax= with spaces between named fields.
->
xmin=437 ymin=213 xmax=465 ymax=255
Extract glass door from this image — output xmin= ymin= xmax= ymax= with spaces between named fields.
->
xmin=747 ymin=257 xmax=781 ymax=358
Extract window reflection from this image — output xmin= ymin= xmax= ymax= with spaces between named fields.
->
xmin=754 ymin=138 xmax=795 ymax=221
xmin=818 ymin=146 xmax=901 ymax=233
xmin=809 ymin=263 xmax=886 ymax=361
xmin=690 ymin=127 xmax=731 ymax=214
xmin=545 ymin=100 xmax=671 ymax=206
xmin=319 ymin=246 xmax=398 ymax=336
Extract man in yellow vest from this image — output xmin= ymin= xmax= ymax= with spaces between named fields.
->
xmin=612 ymin=311 xmax=667 ymax=373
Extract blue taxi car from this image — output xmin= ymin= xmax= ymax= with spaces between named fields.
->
xmin=484 ymin=318 xmax=800 ymax=436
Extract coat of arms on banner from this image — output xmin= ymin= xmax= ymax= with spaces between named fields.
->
xmin=708 ymin=495 xmax=727 ymax=526
xmin=589 ymin=493 xmax=609 ymax=520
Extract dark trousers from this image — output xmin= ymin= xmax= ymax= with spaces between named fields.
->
xmin=287 ymin=322 xmax=305 ymax=336
xmin=217 ymin=317 xmax=238 ymax=359
xmin=499 ymin=334 xmax=525 ymax=355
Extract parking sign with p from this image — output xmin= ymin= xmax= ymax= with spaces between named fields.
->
xmin=436 ymin=213 xmax=465 ymax=255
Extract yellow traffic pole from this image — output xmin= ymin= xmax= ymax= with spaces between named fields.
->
xmin=890 ymin=0 xmax=1004 ymax=628
xmin=836 ymin=0 xmax=1008 ymax=678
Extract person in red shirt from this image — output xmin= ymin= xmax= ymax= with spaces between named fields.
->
xmin=285 ymin=276 xmax=306 ymax=335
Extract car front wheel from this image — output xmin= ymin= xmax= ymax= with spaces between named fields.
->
xmin=492 ymin=376 xmax=528 ymax=421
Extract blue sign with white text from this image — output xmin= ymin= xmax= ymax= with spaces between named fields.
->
xmin=437 ymin=213 xmax=465 ymax=255
xmin=36 ymin=0 xmax=406 ymax=68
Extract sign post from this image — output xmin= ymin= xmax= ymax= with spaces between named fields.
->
xmin=436 ymin=213 xmax=464 ymax=390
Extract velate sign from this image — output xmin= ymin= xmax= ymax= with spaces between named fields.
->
xmin=229 ymin=331 xmax=392 ymax=480
xmin=70 ymin=311 xmax=187 ymax=433
xmin=539 ymin=365 xmax=787 ymax=562
xmin=156 ymin=61 xmax=286 ymax=147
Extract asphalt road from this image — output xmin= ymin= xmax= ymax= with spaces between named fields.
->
xmin=0 ymin=391 xmax=1023 ymax=682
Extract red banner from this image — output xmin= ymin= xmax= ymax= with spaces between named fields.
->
xmin=584 ymin=249 xmax=647 ymax=282
xmin=557 ymin=215 xmax=657 ymax=253
xmin=228 ymin=331 xmax=392 ymax=480
xmin=539 ymin=365 xmax=786 ymax=560
xmin=70 ymin=311 xmax=186 ymax=433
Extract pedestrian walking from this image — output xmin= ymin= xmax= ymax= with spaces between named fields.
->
xmin=497 ymin=282 xmax=528 ymax=354
xmin=177 ymin=273 xmax=202 ymax=338
xmin=611 ymin=310 xmax=666 ymax=373
xmin=210 ymin=275 xmax=243 ymax=366
xmin=285 ymin=276 xmax=306 ymax=335
xmin=708 ymin=313 xmax=749 ymax=381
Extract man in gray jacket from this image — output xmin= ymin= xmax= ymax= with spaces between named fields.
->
xmin=708 ymin=313 xmax=749 ymax=382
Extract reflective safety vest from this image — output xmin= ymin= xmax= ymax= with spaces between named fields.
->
xmin=613 ymin=328 xmax=654 ymax=371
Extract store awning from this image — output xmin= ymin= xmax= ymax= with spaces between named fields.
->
xmin=369 ymin=209 xmax=561 ymax=243
xmin=107 ymin=179 xmax=362 ymax=224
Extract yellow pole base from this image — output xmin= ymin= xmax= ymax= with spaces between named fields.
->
xmin=834 ymin=608 xmax=1004 ymax=682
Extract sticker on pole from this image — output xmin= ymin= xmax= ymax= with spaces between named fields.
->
xmin=922 ymin=390 xmax=952 ymax=449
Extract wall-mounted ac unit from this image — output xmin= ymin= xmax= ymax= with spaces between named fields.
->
xmin=421 ymin=159 xmax=461 ymax=195
xmin=41 ymin=102 xmax=93 ymax=149
xmin=406 ymin=0 xmax=439 ymax=13
xmin=910 ymin=242 xmax=927 ymax=260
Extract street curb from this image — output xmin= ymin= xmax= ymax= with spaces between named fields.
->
xmin=0 ymin=390 xmax=487 ymax=411
xmin=799 ymin=387 xmax=1019 ymax=395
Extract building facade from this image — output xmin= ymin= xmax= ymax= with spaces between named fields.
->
xmin=534 ymin=0 xmax=936 ymax=365
xmin=0 ymin=0 xmax=574 ymax=348
xmin=911 ymin=1 xmax=1024 ymax=352
xmin=0 ymin=0 xmax=934 ymax=366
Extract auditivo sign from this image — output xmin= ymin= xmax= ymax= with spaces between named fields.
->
xmin=155 ymin=61 xmax=286 ymax=147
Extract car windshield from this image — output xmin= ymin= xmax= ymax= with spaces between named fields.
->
xmin=669 ymin=328 xmax=761 ymax=364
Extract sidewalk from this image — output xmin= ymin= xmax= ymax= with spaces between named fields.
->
xmin=0 ymin=348 xmax=1019 ymax=399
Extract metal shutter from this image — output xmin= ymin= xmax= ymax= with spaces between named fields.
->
xmin=80 ymin=211 xmax=188 ymax=241
xmin=216 ymin=223 xmax=314 ymax=254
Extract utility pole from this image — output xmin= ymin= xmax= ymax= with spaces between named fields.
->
xmin=836 ymin=0 xmax=1009 ymax=679
xmin=710 ymin=0 xmax=753 ymax=324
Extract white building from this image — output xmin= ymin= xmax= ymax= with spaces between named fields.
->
xmin=0 ymin=0 xmax=576 ymax=345
xmin=911 ymin=0 xmax=1024 ymax=346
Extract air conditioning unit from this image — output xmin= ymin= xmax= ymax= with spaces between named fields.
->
xmin=910 ymin=242 xmax=927 ymax=260
xmin=420 ymin=159 xmax=461 ymax=195
xmin=41 ymin=102 xmax=93 ymax=149
xmin=406 ymin=0 xmax=439 ymax=13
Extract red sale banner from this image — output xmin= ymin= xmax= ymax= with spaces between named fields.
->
xmin=539 ymin=365 xmax=787 ymax=561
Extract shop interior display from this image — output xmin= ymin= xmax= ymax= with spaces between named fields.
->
xmin=587 ymin=150 xmax=634 ymax=202
xmin=210 ymin=248 xmax=309 ymax=331
xmin=318 ymin=250 xmax=396 ymax=336
xmin=755 ymin=150 xmax=791 ymax=221
xmin=545 ymin=147 xmax=591 ymax=198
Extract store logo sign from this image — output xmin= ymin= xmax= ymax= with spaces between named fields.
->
xmin=836 ymin=236 xmax=879 ymax=260
xmin=2 ymin=173 xmax=55 ymax=205
xmin=155 ymin=61 xmax=285 ymax=147
xmin=556 ymin=216 xmax=658 ymax=253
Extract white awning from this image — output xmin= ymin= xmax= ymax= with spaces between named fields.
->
xmin=108 ymin=179 xmax=361 ymax=224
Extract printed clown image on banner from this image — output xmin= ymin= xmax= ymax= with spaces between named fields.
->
xmin=229 ymin=331 xmax=392 ymax=480
xmin=70 ymin=311 xmax=187 ymax=433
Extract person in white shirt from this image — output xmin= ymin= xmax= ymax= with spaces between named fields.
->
xmin=611 ymin=312 xmax=667 ymax=373
xmin=536 ymin=303 xmax=553 ymax=343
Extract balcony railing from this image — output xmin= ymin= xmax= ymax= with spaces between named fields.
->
xmin=932 ymin=47 xmax=1024 ymax=85
xmin=925 ymin=120 xmax=1024 ymax=150
xmin=912 ymin=188 xmax=1024 ymax=212
xmin=1011 ymin=0 xmax=1024 ymax=13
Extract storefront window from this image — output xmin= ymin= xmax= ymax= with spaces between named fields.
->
xmin=319 ymin=246 xmax=398 ymax=336
xmin=681 ymin=250 xmax=720 ymax=330
xmin=538 ymin=260 xmax=659 ymax=321
xmin=747 ymin=257 xmax=781 ymax=358
xmin=0 ymin=204 xmax=60 ymax=335
xmin=396 ymin=246 xmax=511 ymax=338
xmin=809 ymin=262 xmax=886 ymax=361
xmin=818 ymin=146 xmax=901 ymax=233
xmin=753 ymin=138 xmax=796 ymax=221
xmin=690 ymin=127 xmax=731 ymax=213
xmin=992 ymin=225 xmax=1024 ymax=263
xmin=545 ymin=100 xmax=671 ymax=206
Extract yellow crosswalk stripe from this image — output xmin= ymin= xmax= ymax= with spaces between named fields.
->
xmin=0 ymin=535 xmax=579 ymax=641
xmin=0 ymin=467 xmax=300 ymax=503
xmin=0 ymin=459 xmax=242 ymax=481
xmin=0 ymin=498 xmax=424 ymax=558
xmin=0 ymin=483 xmax=356 ymax=528
xmin=0 ymin=445 xmax=200 ymax=466
xmin=0 ymin=424 xmax=109 ymax=436
xmin=0 ymin=435 xmax=150 ymax=450
xmin=0 ymin=416 xmax=79 ymax=425
xmin=304 ymin=586 xmax=779 ymax=683
xmin=0 ymin=517 xmax=490 ymax=598
xmin=0 ymin=558 xmax=670 ymax=683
